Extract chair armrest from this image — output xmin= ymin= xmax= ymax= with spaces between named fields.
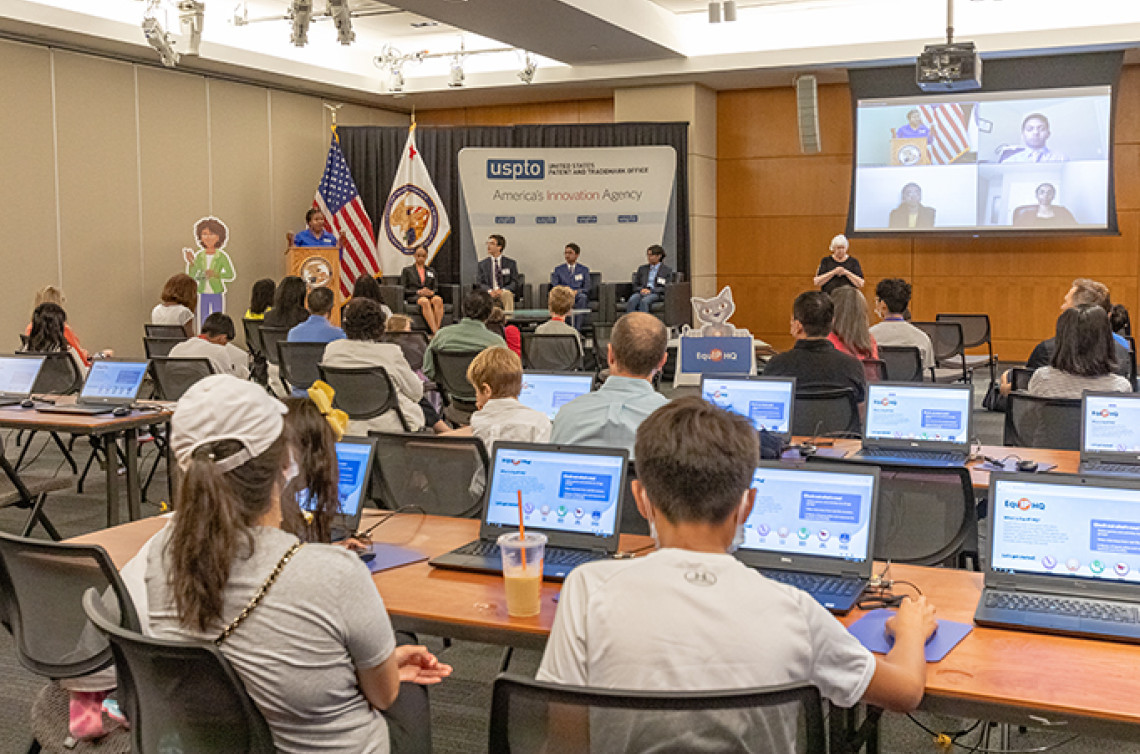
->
xmin=538 ymin=283 xmax=551 ymax=309
xmin=439 ymin=284 xmax=461 ymax=306
xmin=663 ymin=281 xmax=692 ymax=328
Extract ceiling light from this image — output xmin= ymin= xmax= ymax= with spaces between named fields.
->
xmin=708 ymin=1 xmax=721 ymax=23
xmin=448 ymin=55 xmax=465 ymax=87
xmin=142 ymin=1 xmax=179 ymax=67
xmin=178 ymin=0 xmax=204 ymax=56
xmin=290 ymin=0 xmax=312 ymax=46
xmin=518 ymin=52 xmax=537 ymax=84
xmin=388 ymin=67 xmax=405 ymax=93
xmin=231 ymin=1 xmax=248 ymax=26
xmin=328 ymin=0 xmax=354 ymax=45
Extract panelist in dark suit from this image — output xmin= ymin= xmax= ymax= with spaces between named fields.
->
xmin=551 ymin=242 xmax=591 ymax=328
xmin=887 ymin=183 xmax=936 ymax=229
xmin=626 ymin=245 xmax=672 ymax=314
xmin=399 ymin=245 xmax=444 ymax=333
xmin=476 ymin=234 xmax=520 ymax=313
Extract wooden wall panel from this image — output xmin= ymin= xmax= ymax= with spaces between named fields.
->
xmin=718 ymin=155 xmax=850 ymax=217
xmin=417 ymin=98 xmax=614 ymax=127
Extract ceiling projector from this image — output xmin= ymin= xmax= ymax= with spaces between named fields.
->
xmin=916 ymin=42 xmax=982 ymax=92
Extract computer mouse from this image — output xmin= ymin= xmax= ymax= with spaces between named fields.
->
xmin=19 ymin=399 xmax=34 ymax=409
xmin=1017 ymin=459 xmax=1039 ymax=473
xmin=112 ymin=406 xmax=131 ymax=417
xmin=358 ymin=549 xmax=376 ymax=564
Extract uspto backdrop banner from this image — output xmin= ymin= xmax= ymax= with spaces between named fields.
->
xmin=458 ymin=146 xmax=678 ymax=289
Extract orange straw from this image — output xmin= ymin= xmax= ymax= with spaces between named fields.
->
xmin=517 ymin=489 xmax=527 ymax=568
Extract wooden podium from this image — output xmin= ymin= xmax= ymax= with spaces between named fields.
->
xmin=889 ymin=137 xmax=931 ymax=166
xmin=286 ymin=246 xmax=343 ymax=324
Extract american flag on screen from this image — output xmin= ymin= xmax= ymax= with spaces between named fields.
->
xmin=313 ymin=134 xmax=380 ymax=297
xmin=919 ymin=103 xmax=971 ymax=165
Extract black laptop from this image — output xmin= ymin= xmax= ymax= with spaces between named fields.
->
xmin=735 ymin=461 xmax=880 ymax=614
xmin=430 ymin=442 xmax=629 ymax=581
xmin=1079 ymin=392 xmax=1140 ymax=477
xmin=701 ymin=375 xmax=796 ymax=443
xmin=0 ymin=355 xmax=45 ymax=407
xmin=38 ymin=360 xmax=149 ymax=415
xmin=518 ymin=372 xmax=594 ymax=420
xmin=851 ymin=382 xmax=972 ymax=466
xmin=975 ymin=472 xmax=1140 ymax=643
xmin=297 ymin=437 xmax=376 ymax=541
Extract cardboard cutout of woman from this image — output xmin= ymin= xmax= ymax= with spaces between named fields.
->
xmin=183 ymin=216 xmax=236 ymax=328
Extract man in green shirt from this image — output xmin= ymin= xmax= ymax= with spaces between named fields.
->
xmin=423 ymin=289 xmax=505 ymax=381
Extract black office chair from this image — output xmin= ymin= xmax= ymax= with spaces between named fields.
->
xmin=521 ymin=333 xmax=583 ymax=371
xmin=878 ymin=346 xmax=924 ymax=382
xmin=432 ymin=349 xmax=484 ymax=426
xmin=792 ymin=388 xmax=862 ymax=438
xmin=489 ymin=673 xmax=826 ymax=754
xmin=911 ymin=321 xmax=969 ymax=383
xmin=936 ymin=313 xmax=998 ymax=387
xmin=83 ymin=590 xmax=275 ymax=754
xmin=381 ymin=331 xmax=430 ymax=373
xmin=150 ymin=356 xmax=215 ymax=401
xmin=276 ymin=341 xmax=326 ymax=393
xmin=241 ymin=318 xmax=264 ymax=356
xmin=863 ymin=358 xmax=886 ymax=383
xmin=0 ymin=449 xmax=69 ymax=540
xmin=590 ymin=323 xmax=613 ymax=380
xmin=1010 ymin=368 xmax=1033 ymax=392
xmin=368 ymin=432 xmax=489 ymax=517
xmin=144 ymin=324 xmax=187 ymax=339
xmin=318 ymin=365 xmax=411 ymax=431
xmin=1004 ymin=392 xmax=1081 ymax=449
xmin=618 ymin=460 xmax=649 ymax=536
xmin=143 ymin=336 xmax=185 ymax=360
xmin=15 ymin=351 xmax=85 ymax=474
xmin=257 ymin=327 xmax=289 ymax=368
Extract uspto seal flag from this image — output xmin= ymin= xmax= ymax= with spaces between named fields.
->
xmin=378 ymin=123 xmax=452 ymax=273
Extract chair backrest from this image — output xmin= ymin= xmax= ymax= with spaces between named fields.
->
xmin=143 ymin=336 xmax=186 ymax=359
xmin=935 ymin=313 xmax=992 ymax=350
xmin=145 ymin=324 xmax=187 ymax=339
xmin=878 ymin=346 xmax=924 ymax=382
xmin=82 ymin=590 xmax=276 ymax=754
xmin=242 ymin=318 xmax=264 ymax=355
xmin=26 ymin=351 xmax=84 ymax=395
xmin=1127 ymin=336 xmax=1138 ymax=388
xmin=489 ymin=672 xmax=826 ymax=754
xmin=618 ymin=460 xmax=649 ymax=536
xmin=862 ymin=358 xmax=886 ymax=383
xmin=318 ymin=364 xmax=409 ymax=429
xmin=0 ymin=532 xmax=140 ymax=678
xmin=911 ymin=321 xmax=965 ymax=363
xmin=369 ymin=432 xmax=489 ymax=517
xmin=277 ymin=341 xmax=327 ymax=392
xmin=432 ymin=350 xmax=483 ymax=406
xmin=258 ymin=326 xmax=290 ymax=367
xmin=381 ymin=332 xmax=429 ymax=373
xmin=791 ymin=388 xmax=862 ymax=438
xmin=591 ymin=323 xmax=614 ymax=373
xmin=1010 ymin=367 xmax=1034 ymax=392
xmin=521 ymin=333 xmax=583 ymax=371
xmin=1004 ymin=392 xmax=1082 ymax=449
xmin=150 ymin=356 xmax=215 ymax=401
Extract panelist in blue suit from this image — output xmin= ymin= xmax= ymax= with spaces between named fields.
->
xmin=550 ymin=243 xmax=591 ymax=327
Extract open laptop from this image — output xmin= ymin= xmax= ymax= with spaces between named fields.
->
xmin=851 ymin=382 xmax=972 ymax=466
xmin=701 ymin=375 xmax=795 ymax=442
xmin=430 ymin=442 xmax=628 ymax=581
xmin=975 ymin=472 xmax=1140 ymax=643
xmin=0 ymin=355 xmax=46 ymax=407
xmin=1079 ymin=392 xmax=1140 ymax=477
xmin=297 ymin=437 xmax=376 ymax=541
xmin=735 ymin=461 xmax=880 ymax=614
xmin=37 ymin=360 xmax=149 ymax=415
xmin=518 ymin=371 xmax=594 ymax=420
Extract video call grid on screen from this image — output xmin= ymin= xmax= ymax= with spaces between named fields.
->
xmin=518 ymin=373 xmax=594 ymax=420
xmin=702 ymin=377 xmax=795 ymax=435
xmin=991 ymin=478 xmax=1140 ymax=585
xmin=864 ymin=384 xmax=971 ymax=444
xmin=1083 ymin=394 xmax=1140 ymax=455
xmin=81 ymin=361 xmax=148 ymax=401
xmin=297 ymin=441 xmax=372 ymax=517
xmin=0 ymin=357 xmax=43 ymax=395
xmin=742 ymin=466 xmax=875 ymax=563
xmin=486 ymin=447 xmax=623 ymax=537
xmin=852 ymin=86 xmax=1112 ymax=233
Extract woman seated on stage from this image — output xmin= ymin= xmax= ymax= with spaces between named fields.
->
xmin=1028 ymin=304 xmax=1132 ymax=399
xmin=828 ymin=287 xmax=879 ymax=362
xmin=399 ymin=246 xmax=444 ymax=334
xmin=140 ymin=375 xmax=449 ymax=753
xmin=22 ymin=302 xmax=88 ymax=376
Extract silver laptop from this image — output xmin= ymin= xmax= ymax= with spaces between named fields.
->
xmin=1079 ymin=392 xmax=1140 ymax=477
xmin=519 ymin=371 xmax=594 ymax=420
xmin=975 ymin=472 xmax=1140 ymax=643
xmin=297 ymin=437 xmax=376 ymax=541
xmin=852 ymin=382 xmax=972 ymax=466
xmin=37 ymin=360 xmax=149 ymax=415
xmin=734 ymin=461 xmax=880 ymax=614
xmin=0 ymin=355 xmax=45 ymax=407
xmin=430 ymin=442 xmax=629 ymax=581
xmin=701 ymin=375 xmax=796 ymax=442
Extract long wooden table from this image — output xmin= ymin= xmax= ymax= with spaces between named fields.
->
xmin=74 ymin=511 xmax=1140 ymax=741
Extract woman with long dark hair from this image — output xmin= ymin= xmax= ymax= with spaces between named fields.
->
xmin=23 ymin=302 xmax=87 ymax=375
xmin=245 ymin=278 xmax=276 ymax=320
xmin=1028 ymin=304 xmax=1131 ymax=398
xmin=262 ymin=275 xmax=310 ymax=331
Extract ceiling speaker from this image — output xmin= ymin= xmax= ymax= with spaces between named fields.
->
xmin=795 ymin=75 xmax=821 ymax=154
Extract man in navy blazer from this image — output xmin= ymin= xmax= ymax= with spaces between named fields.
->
xmin=626 ymin=245 xmax=672 ymax=313
xmin=476 ymin=234 xmax=520 ymax=312
xmin=550 ymin=242 xmax=591 ymax=327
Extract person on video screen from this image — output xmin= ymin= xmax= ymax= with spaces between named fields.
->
xmin=888 ymin=183 xmax=936 ymax=229
xmin=1012 ymin=183 xmax=1077 ymax=227
xmin=998 ymin=113 xmax=1067 ymax=163
xmin=895 ymin=109 xmax=931 ymax=141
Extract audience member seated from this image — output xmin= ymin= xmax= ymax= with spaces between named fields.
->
xmin=1027 ymin=304 xmax=1131 ymax=399
xmin=1111 ymin=303 xmax=1132 ymax=340
xmin=279 ymin=395 xmax=344 ymax=545
xmin=537 ymin=397 xmax=936 ymax=752
xmin=383 ymin=315 xmax=425 ymax=371
xmin=626 ymin=245 xmax=672 ymax=314
xmin=763 ymin=291 xmax=867 ymax=402
xmin=535 ymin=285 xmax=583 ymax=349
xmin=25 ymin=285 xmax=110 ymax=365
xmin=22 ymin=302 xmax=88 ymax=376
xmin=445 ymin=347 xmax=551 ymax=449
xmin=262 ymin=276 xmax=310 ymax=332
xmin=341 ymin=274 xmax=393 ymax=321
xmin=485 ymin=306 xmax=521 ymax=358
xmin=550 ymin=242 xmax=590 ymax=314
xmin=828 ymin=287 xmax=879 ymax=362
xmin=245 ymin=278 xmax=275 ymax=320
xmin=169 ymin=312 xmax=250 ymax=379
xmin=288 ymin=286 xmax=345 ymax=344
xmin=400 ymin=246 xmax=444 ymax=334
xmin=424 ymin=290 xmax=506 ymax=382
xmin=322 ymin=298 xmax=426 ymax=434
xmin=869 ymin=278 xmax=934 ymax=370
xmin=136 ymin=375 xmax=449 ymax=753
xmin=550 ymin=312 xmax=668 ymax=456
xmin=151 ymin=273 xmax=198 ymax=337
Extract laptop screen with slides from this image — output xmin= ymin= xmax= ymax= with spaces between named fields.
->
xmin=78 ymin=360 xmax=149 ymax=405
xmin=701 ymin=375 xmax=795 ymax=440
xmin=518 ymin=372 xmax=594 ymax=420
xmin=0 ymin=356 xmax=45 ymax=398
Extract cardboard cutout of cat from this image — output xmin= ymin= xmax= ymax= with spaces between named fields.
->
xmin=687 ymin=286 xmax=739 ymax=337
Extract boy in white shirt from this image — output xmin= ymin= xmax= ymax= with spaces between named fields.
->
xmin=168 ymin=312 xmax=250 ymax=379
xmin=537 ymin=397 xmax=936 ymax=751
xmin=453 ymin=347 xmax=551 ymax=449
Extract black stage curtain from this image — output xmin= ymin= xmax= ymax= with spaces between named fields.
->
xmin=338 ymin=123 xmax=690 ymax=284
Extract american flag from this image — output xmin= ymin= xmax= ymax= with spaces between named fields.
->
xmin=313 ymin=135 xmax=379 ymax=297
xmin=919 ymin=103 xmax=971 ymax=165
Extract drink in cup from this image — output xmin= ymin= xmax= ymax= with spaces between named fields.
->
xmin=498 ymin=531 xmax=546 ymax=617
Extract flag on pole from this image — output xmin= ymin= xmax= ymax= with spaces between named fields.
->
xmin=918 ymin=103 xmax=971 ymax=165
xmin=314 ymin=133 xmax=380 ymax=297
xmin=378 ymin=123 xmax=450 ymax=274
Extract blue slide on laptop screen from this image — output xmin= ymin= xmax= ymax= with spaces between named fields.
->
xmin=734 ymin=462 xmax=879 ymax=614
xmin=1080 ymin=393 xmax=1140 ymax=475
xmin=701 ymin=375 xmax=795 ymax=440
xmin=854 ymin=383 xmax=972 ymax=465
xmin=518 ymin=372 xmax=594 ymax=420
xmin=297 ymin=438 xmax=375 ymax=538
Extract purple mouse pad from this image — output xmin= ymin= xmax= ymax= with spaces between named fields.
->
xmin=847 ymin=608 xmax=972 ymax=662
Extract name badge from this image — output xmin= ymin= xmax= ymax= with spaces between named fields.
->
xmin=656 ymin=277 xmax=666 ymax=286
xmin=427 ymin=270 xmax=435 ymax=278
xmin=574 ymin=274 xmax=583 ymax=281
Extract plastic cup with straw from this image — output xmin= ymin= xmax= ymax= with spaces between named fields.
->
xmin=497 ymin=488 xmax=546 ymax=617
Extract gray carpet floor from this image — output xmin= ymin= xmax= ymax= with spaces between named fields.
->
xmin=0 ymin=381 xmax=1125 ymax=752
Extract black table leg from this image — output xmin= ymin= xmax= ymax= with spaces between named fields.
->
xmin=124 ymin=427 xmax=140 ymax=521
xmin=104 ymin=430 xmax=121 ymax=527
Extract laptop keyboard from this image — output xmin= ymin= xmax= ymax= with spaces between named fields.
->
xmin=985 ymin=591 xmax=1140 ymax=623
xmin=759 ymin=570 xmax=862 ymax=596
xmin=456 ymin=541 xmax=603 ymax=566
xmin=1084 ymin=462 xmax=1140 ymax=474
xmin=861 ymin=448 xmax=964 ymax=462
